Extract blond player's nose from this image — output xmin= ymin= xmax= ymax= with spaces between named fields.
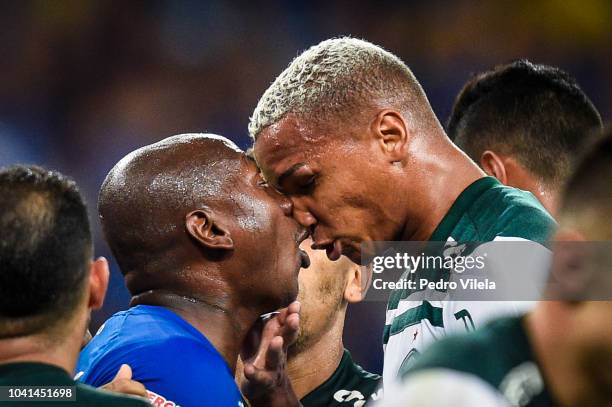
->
xmin=293 ymin=206 xmax=317 ymax=229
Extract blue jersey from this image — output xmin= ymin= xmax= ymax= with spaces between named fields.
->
xmin=76 ymin=305 xmax=244 ymax=407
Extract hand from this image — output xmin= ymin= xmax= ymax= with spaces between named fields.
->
xmin=240 ymin=301 xmax=302 ymax=407
xmin=100 ymin=364 xmax=147 ymax=398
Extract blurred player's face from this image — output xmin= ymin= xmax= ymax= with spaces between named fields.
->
xmin=223 ymin=156 xmax=310 ymax=310
xmin=290 ymin=239 xmax=354 ymax=354
xmin=571 ymin=301 xmax=612 ymax=403
xmin=254 ymin=115 xmax=404 ymax=265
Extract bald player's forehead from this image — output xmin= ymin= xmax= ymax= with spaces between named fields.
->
xmin=99 ymin=134 xmax=251 ymax=217
xmin=147 ymin=133 xmax=243 ymax=165
xmin=108 ymin=134 xmax=243 ymax=180
xmin=154 ymin=133 xmax=242 ymax=155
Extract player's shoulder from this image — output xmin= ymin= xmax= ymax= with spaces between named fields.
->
xmin=342 ymin=350 xmax=381 ymax=388
xmin=84 ymin=308 xmax=225 ymax=369
xmin=401 ymin=315 xmax=528 ymax=389
xmin=78 ymin=305 xmax=224 ymax=385
xmin=90 ymin=305 xmax=210 ymax=349
xmin=468 ymin=183 xmax=556 ymax=242
xmin=301 ymin=350 xmax=381 ymax=407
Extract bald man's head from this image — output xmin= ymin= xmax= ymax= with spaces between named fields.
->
xmin=99 ymin=134 xmax=243 ymax=275
xmin=100 ymin=134 xmax=309 ymax=310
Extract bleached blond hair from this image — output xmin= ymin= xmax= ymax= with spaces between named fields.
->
xmin=248 ymin=37 xmax=436 ymax=140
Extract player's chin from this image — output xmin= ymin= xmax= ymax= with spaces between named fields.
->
xmin=279 ymin=283 xmax=299 ymax=309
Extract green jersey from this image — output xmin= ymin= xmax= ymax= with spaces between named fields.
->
xmin=383 ymin=177 xmax=555 ymax=384
xmin=382 ymin=316 xmax=556 ymax=406
xmin=301 ymin=350 xmax=382 ymax=407
xmin=0 ymin=362 xmax=149 ymax=406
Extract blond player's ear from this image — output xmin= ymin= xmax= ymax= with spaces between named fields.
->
xmin=344 ymin=263 xmax=372 ymax=303
xmin=88 ymin=257 xmax=109 ymax=310
xmin=371 ymin=110 xmax=409 ymax=163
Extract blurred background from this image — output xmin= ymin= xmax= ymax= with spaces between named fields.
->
xmin=1 ymin=0 xmax=610 ymax=374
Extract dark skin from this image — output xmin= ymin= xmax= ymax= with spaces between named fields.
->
xmin=253 ymin=108 xmax=486 ymax=264
xmin=99 ymin=135 xmax=309 ymax=405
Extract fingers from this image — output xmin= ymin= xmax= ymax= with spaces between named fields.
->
xmin=276 ymin=301 xmax=300 ymax=325
xmin=109 ymin=379 xmax=147 ymax=397
xmin=285 ymin=312 xmax=299 ymax=331
xmin=287 ymin=300 xmax=301 ymax=315
xmin=241 ymin=301 xmax=301 ymax=369
xmin=241 ymin=317 xmax=265 ymax=360
xmin=280 ymin=306 xmax=300 ymax=348
xmin=95 ymin=256 xmax=108 ymax=266
xmin=241 ymin=337 xmax=300 ymax=406
xmin=240 ymin=303 xmax=301 ymax=406
xmin=264 ymin=336 xmax=283 ymax=369
xmin=113 ymin=364 xmax=132 ymax=380
xmin=101 ymin=365 xmax=147 ymax=397
xmin=242 ymin=362 xmax=275 ymax=389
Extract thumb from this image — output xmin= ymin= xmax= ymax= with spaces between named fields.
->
xmin=113 ymin=364 xmax=133 ymax=381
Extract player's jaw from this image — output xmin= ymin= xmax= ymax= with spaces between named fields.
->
xmin=265 ymin=222 xmax=311 ymax=309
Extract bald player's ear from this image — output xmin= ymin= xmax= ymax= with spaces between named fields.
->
xmin=344 ymin=263 xmax=372 ymax=303
xmin=371 ymin=110 xmax=408 ymax=163
xmin=88 ymin=257 xmax=109 ymax=310
xmin=185 ymin=210 xmax=234 ymax=251
xmin=480 ymin=150 xmax=508 ymax=184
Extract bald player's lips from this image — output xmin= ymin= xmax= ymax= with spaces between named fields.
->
xmin=296 ymin=227 xmax=310 ymax=268
xmin=299 ymin=249 xmax=310 ymax=268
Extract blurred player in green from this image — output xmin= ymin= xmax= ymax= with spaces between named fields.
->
xmin=0 ymin=165 xmax=148 ymax=407
xmin=288 ymin=239 xmax=381 ymax=406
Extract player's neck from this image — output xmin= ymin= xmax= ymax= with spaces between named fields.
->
xmin=400 ymin=141 xmax=485 ymax=241
xmin=0 ymin=321 xmax=83 ymax=375
xmin=131 ymin=290 xmax=259 ymax=373
xmin=286 ymin=311 xmax=345 ymax=399
xmin=525 ymin=307 xmax=587 ymax=406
